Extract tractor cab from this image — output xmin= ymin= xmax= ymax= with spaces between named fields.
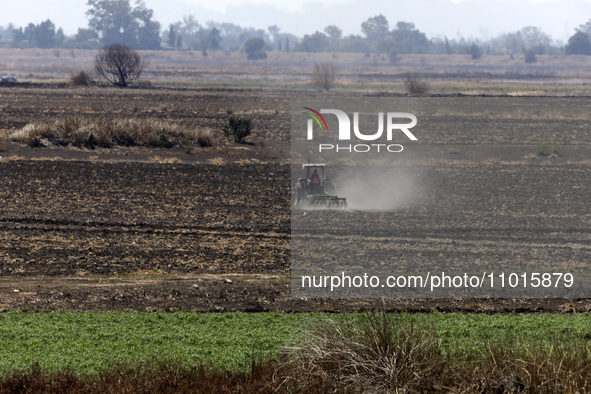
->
xmin=303 ymin=164 xmax=326 ymax=195
xmin=294 ymin=163 xmax=345 ymax=208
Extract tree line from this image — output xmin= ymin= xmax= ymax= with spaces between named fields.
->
xmin=1 ymin=0 xmax=591 ymax=57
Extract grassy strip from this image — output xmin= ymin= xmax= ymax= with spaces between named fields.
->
xmin=1 ymin=311 xmax=591 ymax=376
xmin=0 ymin=311 xmax=300 ymax=375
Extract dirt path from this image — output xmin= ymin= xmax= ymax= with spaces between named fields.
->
xmin=0 ymin=274 xmax=587 ymax=313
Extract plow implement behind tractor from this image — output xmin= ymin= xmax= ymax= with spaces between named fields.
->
xmin=294 ymin=164 xmax=347 ymax=209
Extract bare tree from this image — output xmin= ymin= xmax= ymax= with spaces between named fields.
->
xmin=312 ymin=62 xmax=337 ymax=91
xmin=94 ymin=44 xmax=147 ymax=87
xmin=403 ymin=71 xmax=428 ymax=96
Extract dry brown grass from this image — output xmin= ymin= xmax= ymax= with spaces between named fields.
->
xmin=404 ymin=71 xmax=429 ymax=96
xmin=311 ymin=62 xmax=337 ymax=91
xmin=122 ymin=269 xmax=168 ymax=276
xmin=277 ymin=313 xmax=591 ymax=393
xmin=5 ymin=155 xmax=25 ymax=161
xmin=184 ymin=127 xmax=216 ymax=147
xmin=281 ymin=312 xmax=445 ymax=392
xmin=10 ymin=116 xmax=216 ymax=150
xmin=69 ymin=71 xmax=93 ymax=86
xmin=163 ymin=157 xmax=183 ymax=164
xmin=30 ymin=157 xmax=65 ymax=161
xmin=150 ymin=156 xmax=183 ymax=164
xmin=210 ymin=157 xmax=226 ymax=165
xmin=500 ymin=160 xmax=529 ymax=165
xmin=484 ymin=157 xmax=501 ymax=164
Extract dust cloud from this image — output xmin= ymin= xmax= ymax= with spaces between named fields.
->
xmin=332 ymin=168 xmax=418 ymax=211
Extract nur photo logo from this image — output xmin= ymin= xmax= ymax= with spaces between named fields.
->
xmin=303 ymin=107 xmax=418 ymax=153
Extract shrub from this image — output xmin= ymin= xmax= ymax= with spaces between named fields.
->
xmin=69 ymin=71 xmax=93 ymax=86
xmin=524 ymin=48 xmax=538 ymax=63
xmin=83 ymin=133 xmax=98 ymax=149
xmin=11 ymin=123 xmax=52 ymax=147
xmin=535 ymin=142 xmax=559 ymax=156
xmin=156 ymin=128 xmax=173 ymax=148
xmin=135 ymin=80 xmax=153 ymax=89
xmin=185 ymin=128 xmax=214 ymax=147
xmin=10 ymin=117 xmax=218 ymax=149
xmin=312 ymin=62 xmax=337 ymax=91
xmin=244 ymin=38 xmax=267 ymax=60
xmin=469 ymin=43 xmax=482 ymax=60
xmin=283 ymin=312 xmax=444 ymax=392
xmin=222 ymin=116 xmax=252 ymax=143
xmin=403 ymin=71 xmax=428 ymax=95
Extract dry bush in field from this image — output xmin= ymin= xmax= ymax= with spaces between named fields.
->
xmin=283 ymin=312 xmax=444 ymax=392
xmin=403 ymin=71 xmax=428 ymax=95
xmin=185 ymin=127 xmax=215 ymax=147
xmin=312 ymin=62 xmax=337 ymax=91
xmin=210 ymin=157 xmax=226 ymax=165
xmin=10 ymin=117 xmax=216 ymax=149
xmin=150 ymin=156 xmax=183 ymax=164
xmin=69 ymin=71 xmax=93 ymax=86
xmin=279 ymin=312 xmax=591 ymax=393
xmin=524 ymin=48 xmax=538 ymax=64
xmin=135 ymin=80 xmax=153 ymax=88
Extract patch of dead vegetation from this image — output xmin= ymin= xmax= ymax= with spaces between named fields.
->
xmin=149 ymin=156 xmax=183 ymax=164
xmin=210 ymin=157 xmax=226 ymax=165
xmin=10 ymin=116 xmax=217 ymax=150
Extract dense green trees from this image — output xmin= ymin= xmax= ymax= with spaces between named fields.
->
xmin=86 ymin=0 xmax=160 ymax=49
xmin=361 ymin=14 xmax=389 ymax=44
xmin=296 ymin=32 xmax=330 ymax=52
xmin=244 ymin=37 xmax=267 ymax=60
xmin=566 ymin=31 xmax=591 ymax=55
xmin=8 ymin=0 xmax=160 ymax=49
xmin=11 ymin=20 xmax=65 ymax=48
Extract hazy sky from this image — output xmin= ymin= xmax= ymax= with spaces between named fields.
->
xmin=2 ymin=0 xmax=590 ymax=43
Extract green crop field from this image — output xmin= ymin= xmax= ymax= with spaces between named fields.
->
xmin=1 ymin=311 xmax=591 ymax=376
xmin=0 ymin=311 xmax=299 ymax=375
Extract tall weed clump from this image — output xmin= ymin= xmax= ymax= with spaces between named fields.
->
xmin=281 ymin=312 xmax=445 ymax=392
xmin=403 ymin=71 xmax=428 ymax=95
xmin=10 ymin=117 xmax=216 ymax=149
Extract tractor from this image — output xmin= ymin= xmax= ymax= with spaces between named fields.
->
xmin=294 ymin=163 xmax=347 ymax=209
